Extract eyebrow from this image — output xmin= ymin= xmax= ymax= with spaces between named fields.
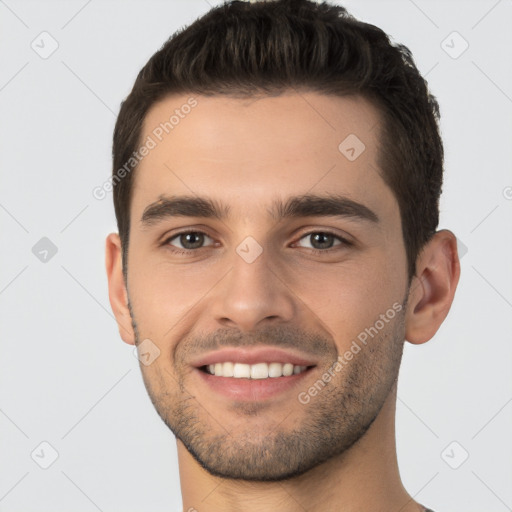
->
xmin=140 ymin=193 xmax=380 ymax=227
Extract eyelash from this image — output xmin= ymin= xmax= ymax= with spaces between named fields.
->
xmin=161 ymin=229 xmax=353 ymax=256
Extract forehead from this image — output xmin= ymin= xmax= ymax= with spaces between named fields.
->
xmin=131 ymin=91 xmax=397 ymax=227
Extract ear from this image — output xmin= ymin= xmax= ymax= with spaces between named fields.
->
xmin=105 ymin=233 xmax=136 ymax=345
xmin=405 ymin=229 xmax=461 ymax=345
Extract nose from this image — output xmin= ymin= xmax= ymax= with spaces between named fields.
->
xmin=209 ymin=244 xmax=296 ymax=332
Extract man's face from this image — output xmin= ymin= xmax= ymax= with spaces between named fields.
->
xmin=124 ymin=91 xmax=409 ymax=480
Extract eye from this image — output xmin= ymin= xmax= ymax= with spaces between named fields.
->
xmin=161 ymin=229 xmax=352 ymax=256
xmin=164 ymin=230 xmax=215 ymax=253
xmin=294 ymin=231 xmax=352 ymax=252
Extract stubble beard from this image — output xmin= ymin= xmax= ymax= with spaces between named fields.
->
xmin=128 ymin=298 xmax=407 ymax=482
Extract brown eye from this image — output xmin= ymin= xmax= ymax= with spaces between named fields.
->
xmin=295 ymin=231 xmax=350 ymax=252
xmin=165 ymin=231 xmax=214 ymax=252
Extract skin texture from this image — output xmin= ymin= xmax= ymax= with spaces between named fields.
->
xmin=106 ymin=91 xmax=460 ymax=512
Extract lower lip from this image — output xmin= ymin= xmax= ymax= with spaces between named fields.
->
xmin=195 ymin=367 xmax=315 ymax=401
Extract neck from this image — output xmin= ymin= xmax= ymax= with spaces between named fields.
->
xmin=178 ymin=382 xmax=421 ymax=512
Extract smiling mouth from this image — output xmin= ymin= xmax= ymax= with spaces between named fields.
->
xmin=199 ymin=362 xmax=316 ymax=379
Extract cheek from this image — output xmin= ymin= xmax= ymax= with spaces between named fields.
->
xmin=128 ymin=235 xmax=406 ymax=348
xmin=128 ymin=257 xmax=223 ymax=336
xmin=283 ymin=253 xmax=404 ymax=346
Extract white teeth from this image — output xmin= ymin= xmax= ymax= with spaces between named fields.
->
xmin=250 ymin=363 xmax=268 ymax=379
xmin=268 ymin=362 xmax=283 ymax=378
xmin=222 ymin=361 xmax=234 ymax=377
xmin=233 ymin=363 xmax=251 ymax=378
xmin=283 ymin=363 xmax=294 ymax=376
xmin=205 ymin=362 xmax=309 ymax=378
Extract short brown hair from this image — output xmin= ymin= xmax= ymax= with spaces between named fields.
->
xmin=112 ymin=0 xmax=444 ymax=284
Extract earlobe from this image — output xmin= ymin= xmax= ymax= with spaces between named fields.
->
xmin=105 ymin=233 xmax=136 ymax=345
xmin=404 ymin=230 xmax=461 ymax=345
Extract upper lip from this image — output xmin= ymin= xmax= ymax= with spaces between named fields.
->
xmin=190 ymin=347 xmax=318 ymax=368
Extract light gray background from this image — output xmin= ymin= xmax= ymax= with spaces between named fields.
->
xmin=1 ymin=0 xmax=511 ymax=510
